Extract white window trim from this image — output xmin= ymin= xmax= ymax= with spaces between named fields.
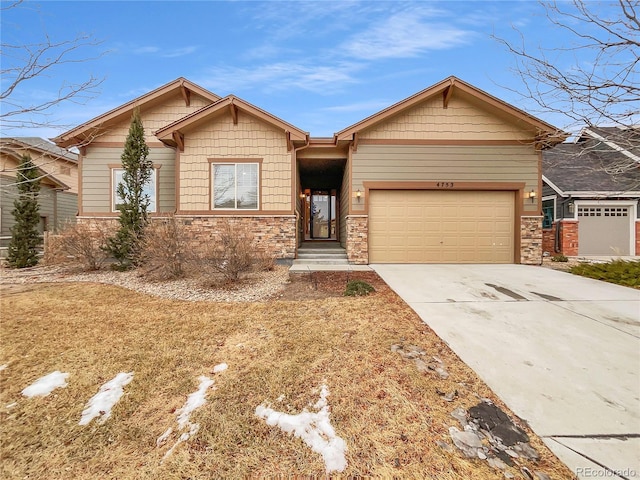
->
xmin=573 ymin=199 xmax=637 ymax=255
xmin=111 ymin=167 xmax=158 ymax=213
xmin=211 ymin=162 xmax=260 ymax=210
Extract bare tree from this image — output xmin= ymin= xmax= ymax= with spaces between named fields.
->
xmin=0 ymin=0 xmax=104 ymax=132
xmin=496 ymin=0 xmax=638 ymax=132
xmin=496 ymin=0 xmax=639 ymax=189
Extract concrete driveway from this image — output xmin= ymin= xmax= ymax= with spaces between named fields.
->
xmin=372 ymin=264 xmax=640 ymax=480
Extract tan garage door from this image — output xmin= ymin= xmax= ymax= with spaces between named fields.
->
xmin=369 ymin=190 xmax=515 ymax=263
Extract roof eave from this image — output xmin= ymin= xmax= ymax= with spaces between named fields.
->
xmin=53 ymin=78 xmax=220 ymax=148
xmin=335 ymin=76 xmax=567 ymax=143
xmin=155 ymin=95 xmax=308 ymax=145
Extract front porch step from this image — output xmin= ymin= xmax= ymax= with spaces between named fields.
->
xmin=289 ymin=263 xmax=372 ymax=272
xmin=297 ymin=252 xmax=348 ymax=260
xmin=298 ymin=248 xmax=346 ymax=255
xmin=292 ymin=258 xmax=349 ymax=265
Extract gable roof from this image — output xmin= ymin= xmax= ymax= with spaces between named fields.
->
xmin=53 ymin=78 xmax=220 ymax=148
xmin=581 ymin=126 xmax=640 ymax=160
xmin=0 ymin=138 xmax=72 ymax=190
xmin=0 ymin=137 xmax=78 ymax=163
xmin=335 ymin=76 xmax=566 ymax=147
xmin=155 ymin=95 xmax=309 ymax=151
xmin=542 ymin=129 xmax=640 ymax=196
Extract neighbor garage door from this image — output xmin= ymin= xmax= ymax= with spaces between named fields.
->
xmin=369 ymin=190 xmax=515 ymax=263
xmin=578 ymin=205 xmax=631 ymax=255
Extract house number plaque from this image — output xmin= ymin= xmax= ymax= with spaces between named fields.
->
xmin=435 ymin=182 xmax=455 ymax=188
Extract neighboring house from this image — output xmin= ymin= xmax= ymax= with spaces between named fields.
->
xmin=53 ymin=76 xmax=564 ymax=265
xmin=0 ymin=137 xmax=79 ymax=251
xmin=542 ymin=126 xmax=640 ymax=257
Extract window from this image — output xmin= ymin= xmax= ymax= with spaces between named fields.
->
xmin=112 ymin=168 xmax=157 ymax=213
xmin=211 ymin=162 xmax=258 ymax=209
xmin=578 ymin=206 xmax=629 ymax=217
xmin=542 ymin=198 xmax=554 ymax=228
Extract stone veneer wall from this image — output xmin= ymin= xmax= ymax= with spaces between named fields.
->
xmin=179 ymin=216 xmax=297 ymax=259
xmin=520 ymin=216 xmax=543 ymax=265
xmin=558 ymin=220 xmax=579 ymax=256
xmin=542 ymin=223 xmax=556 ymax=256
xmin=76 ymin=215 xmax=297 ymax=259
xmin=346 ymin=215 xmax=368 ymax=264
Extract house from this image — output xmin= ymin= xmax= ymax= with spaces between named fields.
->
xmin=0 ymin=137 xmax=79 ymax=252
xmin=542 ymin=126 xmax=640 ymax=257
xmin=53 ymin=76 xmax=564 ymax=265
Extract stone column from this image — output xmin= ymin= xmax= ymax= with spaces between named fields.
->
xmin=520 ymin=216 xmax=543 ymax=265
xmin=346 ymin=215 xmax=368 ymax=264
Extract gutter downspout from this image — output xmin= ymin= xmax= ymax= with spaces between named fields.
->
xmin=292 ymin=135 xmax=311 ymax=255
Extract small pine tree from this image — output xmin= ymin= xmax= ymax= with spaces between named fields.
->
xmin=7 ymin=155 xmax=42 ymax=268
xmin=105 ymin=110 xmax=152 ymax=270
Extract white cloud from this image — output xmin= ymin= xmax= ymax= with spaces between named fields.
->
xmin=132 ymin=45 xmax=198 ymax=58
xmin=322 ymin=99 xmax=391 ymax=113
xmin=133 ymin=46 xmax=160 ymax=54
xmin=162 ymin=46 xmax=198 ymax=58
xmin=198 ymin=61 xmax=363 ymax=95
xmin=342 ymin=7 xmax=474 ymax=60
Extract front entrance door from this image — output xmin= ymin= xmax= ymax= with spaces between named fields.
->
xmin=310 ymin=190 xmax=335 ymax=239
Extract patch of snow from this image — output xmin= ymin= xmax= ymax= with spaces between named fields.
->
xmin=79 ymin=372 xmax=133 ymax=425
xmin=160 ymin=375 xmax=215 ymax=462
xmin=255 ymin=384 xmax=347 ymax=474
xmin=22 ymin=371 xmax=69 ymax=397
xmin=0 ymin=364 xmax=8 ymax=372
xmin=156 ymin=427 xmax=173 ymax=447
xmin=212 ymin=363 xmax=228 ymax=373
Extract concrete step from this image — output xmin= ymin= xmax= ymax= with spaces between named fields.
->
xmin=292 ymin=258 xmax=350 ymax=265
xmin=298 ymin=248 xmax=347 ymax=255
xmin=297 ymin=252 xmax=348 ymax=259
xmin=289 ymin=264 xmax=372 ymax=273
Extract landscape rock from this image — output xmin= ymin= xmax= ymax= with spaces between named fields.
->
xmin=448 ymin=400 xmax=541 ymax=472
xmin=450 ymin=407 xmax=468 ymax=427
xmin=391 ymin=344 xmax=450 ymax=378
xmin=468 ymin=401 xmax=529 ymax=446
xmin=487 ymin=456 xmax=509 ymax=470
xmin=448 ymin=426 xmax=486 ymax=459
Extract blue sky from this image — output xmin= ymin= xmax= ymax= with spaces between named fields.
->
xmin=0 ymin=0 xmax=609 ymax=139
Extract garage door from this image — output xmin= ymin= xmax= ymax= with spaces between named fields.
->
xmin=369 ymin=190 xmax=515 ymax=263
xmin=578 ymin=205 xmax=631 ymax=255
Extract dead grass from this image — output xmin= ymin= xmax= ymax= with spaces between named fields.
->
xmin=0 ymin=279 xmax=575 ymax=479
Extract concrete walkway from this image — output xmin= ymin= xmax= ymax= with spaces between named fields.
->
xmin=371 ymin=264 xmax=640 ymax=480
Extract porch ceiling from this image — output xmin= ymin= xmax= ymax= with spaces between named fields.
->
xmin=298 ymin=157 xmax=346 ymax=189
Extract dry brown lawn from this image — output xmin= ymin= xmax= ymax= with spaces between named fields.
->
xmin=0 ymin=274 xmax=575 ymax=479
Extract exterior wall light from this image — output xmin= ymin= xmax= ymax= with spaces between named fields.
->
xmin=355 ymin=189 xmax=362 ymax=201
xmin=529 ymin=189 xmax=536 ymax=203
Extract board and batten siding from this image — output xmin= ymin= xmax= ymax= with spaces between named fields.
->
xmin=81 ymin=147 xmax=175 ymax=213
xmin=359 ymin=93 xmax=536 ymax=142
xmin=350 ymin=144 xmax=538 ymax=213
xmin=96 ymin=94 xmax=212 ymax=145
xmin=178 ymin=111 xmax=292 ymax=212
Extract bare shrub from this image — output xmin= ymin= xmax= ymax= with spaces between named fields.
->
xmin=254 ymin=250 xmax=276 ymax=272
xmin=139 ymin=216 xmax=189 ymax=281
xmin=44 ymin=221 xmax=110 ymax=271
xmin=196 ymin=220 xmax=274 ymax=284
